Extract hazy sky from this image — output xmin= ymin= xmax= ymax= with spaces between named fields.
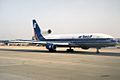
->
xmin=0 ymin=0 xmax=120 ymax=39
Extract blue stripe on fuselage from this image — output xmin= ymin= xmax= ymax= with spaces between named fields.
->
xmin=43 ymin=38 xmax=115 ymax=43
xmin=42 ymin=38 xmax=116 ymax=47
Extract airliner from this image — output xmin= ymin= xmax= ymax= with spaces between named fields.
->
xmin=9 ymin=19 xmax=116 ymax=53
xmin=31 ymin=19 xmax=116 ymax=53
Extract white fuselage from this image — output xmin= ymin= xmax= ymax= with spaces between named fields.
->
xmin=44 ymin=33 xmax=114 ymax=39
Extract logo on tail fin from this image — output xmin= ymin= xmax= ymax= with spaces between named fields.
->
xmin=33 ymin=23 xmax=36 ymax=28
xmin=32 ymin=19 xmax=45 ymax=41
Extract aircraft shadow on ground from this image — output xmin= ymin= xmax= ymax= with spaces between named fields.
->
xmin=0 ymin=48 xmax=120 ymax=57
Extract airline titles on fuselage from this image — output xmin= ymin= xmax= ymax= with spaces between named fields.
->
xmin=78 ymin=35 xmax=92 ymax=39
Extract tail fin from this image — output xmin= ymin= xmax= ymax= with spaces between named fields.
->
xmin=33 ymin=19 xmax=45 ymax=41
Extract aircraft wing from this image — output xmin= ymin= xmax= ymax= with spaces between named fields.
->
xmin=9 ymin=40 xmax=69 ymax=46
xmin=9 ymin=40 xmax=32 ymax=43
xmin=32 ymin=41 xmax=69 ymax=46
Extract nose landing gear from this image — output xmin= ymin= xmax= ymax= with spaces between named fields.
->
xmin=96 ymin=48 xmax=101 ymax=53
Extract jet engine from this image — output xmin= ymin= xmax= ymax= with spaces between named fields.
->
xmin=46 ymin=43 xmax=56 ymax=51
xmin=81 ymin=46 xmax=89 ymax=50
xmin=42 ymin=29 xmax=52 ymax=35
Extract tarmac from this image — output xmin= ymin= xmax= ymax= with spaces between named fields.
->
xmin=0 ymin=46 xmax=120 ymax=80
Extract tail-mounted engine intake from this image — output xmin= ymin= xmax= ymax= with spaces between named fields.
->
xmin=32 ymin=29 xmax=52 ymax=41
xmin=42 ymin=29 xmax=52 ymax=35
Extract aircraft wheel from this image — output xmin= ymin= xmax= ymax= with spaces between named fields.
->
xmin=49 ymin=49 xmax=56 ymax=52
xmin=66 ymin=49 xmax=74 ymax=52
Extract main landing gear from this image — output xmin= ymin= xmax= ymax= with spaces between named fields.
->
xmin=67 ymin=47 xmax=74 ymax=52
xmin=96 ymin=48 xmax=100 ymax=53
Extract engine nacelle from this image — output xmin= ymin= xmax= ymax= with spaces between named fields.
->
xmin=32 ymin=29 xmax=52 ymax=41
xmin=81 ymin=46 xmax=89 ymax=50
xmin=46 ymin=43 xmax=56 ymax=51
xmin=42 ymin=29 xmax=52 ymax=35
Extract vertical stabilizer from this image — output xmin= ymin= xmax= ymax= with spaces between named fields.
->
xmin=33 ymin=19 xmax=45 ymax=41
